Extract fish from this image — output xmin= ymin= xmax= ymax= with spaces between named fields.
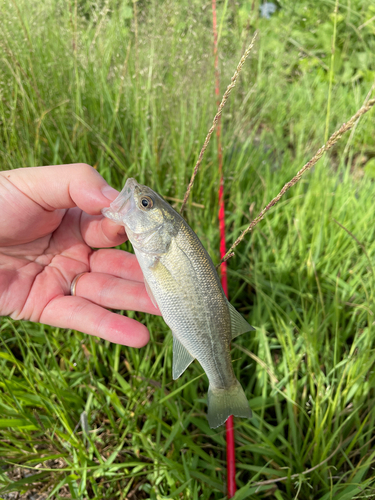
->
xmin=102 ymin=178 xmax=254 ymax=428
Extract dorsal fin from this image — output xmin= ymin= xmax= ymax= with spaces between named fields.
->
xmin=227 ymin=301 xmax=255 ymax=339
xmin=172 ymin=334 xmax=195 ymax=380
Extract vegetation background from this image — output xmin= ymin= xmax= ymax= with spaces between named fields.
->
xmin=1 ymin=0 xmax=375 ymax=498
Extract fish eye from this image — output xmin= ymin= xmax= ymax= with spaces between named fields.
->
xmin=139 ymin=196 xmax=153 ymax=209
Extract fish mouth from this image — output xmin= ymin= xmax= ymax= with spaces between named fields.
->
xmin=104 ymin=178 xmax=138 ymax=220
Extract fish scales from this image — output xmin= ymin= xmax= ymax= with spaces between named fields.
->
xmin=143 ymin=227 xmax=235 ymax=390
xmin=102 ymin=178 xmax=255 ymax=428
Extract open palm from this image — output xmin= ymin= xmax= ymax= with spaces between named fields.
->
xmin=0 ymin=164 xmax=159 ymax=347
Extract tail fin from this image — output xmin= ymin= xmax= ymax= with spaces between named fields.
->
xmin=207 ymin=380 xmax=252 ymax=429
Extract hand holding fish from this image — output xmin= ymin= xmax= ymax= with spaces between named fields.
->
xmin=0 ymin=164 xmax=159 ymax=347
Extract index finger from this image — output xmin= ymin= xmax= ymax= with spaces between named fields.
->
xmin=1 ymin=164 xmax=119 ymax=215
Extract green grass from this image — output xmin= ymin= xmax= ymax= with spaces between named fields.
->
xmin=1 ymin=0 xmax=375 ymax=498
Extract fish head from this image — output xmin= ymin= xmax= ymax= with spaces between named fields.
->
xmin=102 ymin=178 xmax=179 ymax=255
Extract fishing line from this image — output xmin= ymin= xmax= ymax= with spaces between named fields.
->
xmin=212 ymin=1 xmax=236 ymax=497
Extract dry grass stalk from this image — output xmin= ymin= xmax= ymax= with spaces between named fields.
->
xmin=180 ymin=30 xmax=258 ymax=214
xmin=252 ymin=441 xmax=341 ymax=489
xmin=218 ymin=96 xmax=375 ymax=266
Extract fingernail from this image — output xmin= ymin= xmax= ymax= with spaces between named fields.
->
xmin=101 ymin=184 xmax=119 ymax=201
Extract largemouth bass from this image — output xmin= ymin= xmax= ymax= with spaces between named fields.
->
xmin=102 ymin=178 xmax=254 ymax=428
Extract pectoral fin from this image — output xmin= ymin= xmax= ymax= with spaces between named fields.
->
xmin=172 ymin=335 xmax=195 ymax=380
xmin=144 ymin=278 xmax=158 ymax=309
xmin=227 ymin=301 xmax=255 ymax=339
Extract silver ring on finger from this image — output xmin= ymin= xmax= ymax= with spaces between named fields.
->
xmin=70 ymin=272 xmax=88 ymax=296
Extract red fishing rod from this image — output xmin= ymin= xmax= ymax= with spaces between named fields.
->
xmin=212 ymin=1 xmax=237 ymax=497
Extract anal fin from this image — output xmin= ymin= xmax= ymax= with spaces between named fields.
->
xmin=173 ymin=335 xmax=195 ymax=380
xmin=227 ymin=301 xmax=255 ymax=339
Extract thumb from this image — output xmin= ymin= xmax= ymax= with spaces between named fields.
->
xmin=1 ymin=164 xmax=119 ymax=214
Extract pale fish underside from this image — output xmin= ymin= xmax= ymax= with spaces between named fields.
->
xmin=102 ymin=178 xmax=255 ymax=428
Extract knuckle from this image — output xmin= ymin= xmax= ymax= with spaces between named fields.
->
xmin=75 ymin=163 xmax=95 ymax=176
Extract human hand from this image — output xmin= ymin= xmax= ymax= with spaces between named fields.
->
xmin=0 ymin=164 xmax=160 ymax=347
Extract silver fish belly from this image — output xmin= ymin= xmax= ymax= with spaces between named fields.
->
xmin=102 ymin=178 xmax=254 ymax=428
